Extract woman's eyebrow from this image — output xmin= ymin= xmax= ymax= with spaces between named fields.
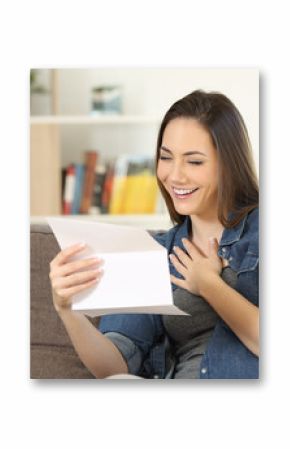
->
xmin=160 ymin=145 xmax=206 ymax=156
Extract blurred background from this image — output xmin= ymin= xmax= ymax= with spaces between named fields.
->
xmin=30 ymin=68 xmax=259 ymax=229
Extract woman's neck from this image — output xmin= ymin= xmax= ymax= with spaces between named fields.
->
xmin=189 ymin=214 xmax=224 ymax=255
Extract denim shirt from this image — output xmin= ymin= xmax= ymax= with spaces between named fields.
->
xmin=99 ymin=208 xmax=259 ymax=379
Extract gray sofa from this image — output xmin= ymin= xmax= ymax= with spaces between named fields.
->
xmin=30 ymin=223 xmax=100 ymax=378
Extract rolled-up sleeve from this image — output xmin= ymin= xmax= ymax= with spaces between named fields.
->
xmin=104 ymin=332 xmax=144 ymax=375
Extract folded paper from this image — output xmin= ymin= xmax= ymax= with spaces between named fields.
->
xmin=47 ymin=217 xmax=188 ymax=317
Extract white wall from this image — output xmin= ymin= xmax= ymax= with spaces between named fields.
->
xmin=57 ymin=68 xmax=259 ymax=173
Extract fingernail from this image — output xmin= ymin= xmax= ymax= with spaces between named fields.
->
xmin=78 ymin=242 xmax=86 ymax=248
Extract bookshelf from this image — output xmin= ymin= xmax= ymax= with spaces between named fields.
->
xmin=30 ymin=113 xmax=167 ymax=227
xmin=30 ymin=69 xmax=172 ymax=227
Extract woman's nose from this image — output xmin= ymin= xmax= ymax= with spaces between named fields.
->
xmin=169 ymin=163 xmax=188 ymax=183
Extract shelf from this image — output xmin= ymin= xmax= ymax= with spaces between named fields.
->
xmin=30 ymin=115 xmax=161 ymax=125
xmin=30 ymin=213 xmax=172 ymax=230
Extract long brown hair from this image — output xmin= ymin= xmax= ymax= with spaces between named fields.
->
xmin=155 ymin=90 xmax=259 ymax=228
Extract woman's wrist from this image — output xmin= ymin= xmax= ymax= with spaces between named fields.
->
xmin=56 ymin=305 xmax=73 ymax=317
xmin=52 ymin=294 xmax=73 ymax=316
xmin=199 ymin=272 xmax=223 ymax=300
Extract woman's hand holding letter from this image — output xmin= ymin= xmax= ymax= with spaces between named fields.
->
xmin=49 ymin=243 xmax=104 ymax=313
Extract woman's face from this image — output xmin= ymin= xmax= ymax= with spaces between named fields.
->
xmin=157 ymin=118 xmax=219 ymax=219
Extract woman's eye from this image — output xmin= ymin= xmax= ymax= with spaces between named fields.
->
xmin=159 ymin=156 xmax=203 ymax=165
xmin=189 ymin=161 xmax=203 ymax=165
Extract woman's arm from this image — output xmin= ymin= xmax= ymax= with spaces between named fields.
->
xmin=199 ymin=274 xmax=259 ymax=356
xmin=56 ymin=308 xmax=129 ymax=378
xmin=169 ymin=237 xmax=259 ymax=356
xmin=49 ymin=243 xmax=128 ymax=378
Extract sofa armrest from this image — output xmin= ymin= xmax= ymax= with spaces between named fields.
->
xmin=30 ymin=223 xmax=98 ymax=378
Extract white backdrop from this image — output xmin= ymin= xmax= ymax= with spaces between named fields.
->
xmin=1 ymin=0 xmax=288 ymax=448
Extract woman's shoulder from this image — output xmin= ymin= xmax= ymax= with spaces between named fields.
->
xmin=229 ymin=207 xmax=259 ymax=273
xmin=151 ymin=222 xmax=182 ymax=250
xmin=221 ymin=207 xmax=258 ymax=273
xmin=246 ymin=207 xmax=259 ymax=232
xmin=244 ymin=207 xmax=259 ymax=251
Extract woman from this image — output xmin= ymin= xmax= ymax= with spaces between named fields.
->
xmin=49 ymin=90 xmax=259 ymax=379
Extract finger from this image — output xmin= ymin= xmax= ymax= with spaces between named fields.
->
xmin=222 ymin=258 xmax=229 ymax=268
xmin=51 ymin=242 xmax=87 ymax=268
xmin=53 ymin=268 xmax=103 ymax=290
xmin=169 ymin=253 xmax=188 ymax=276
xmin=208 ymin=237 xmax=219 ymax=257
xmin=54 ymin=257 xmax=104 ymax=278
xmin=172 ymin=245 xmax=192 ymax=268
xmin=182 ymin=238 xmax=205 ymax=258
xmin=170 ymin=274 xmax=186 ymax=289
xmin=58 ymin=277 xmax=101 ymax=299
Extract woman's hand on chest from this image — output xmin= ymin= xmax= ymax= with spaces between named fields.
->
xmin=169 ymin=237 xmax=223 ymax=296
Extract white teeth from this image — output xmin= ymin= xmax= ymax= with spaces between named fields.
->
xmin=173 ymin=187 xmax=196 ymax=195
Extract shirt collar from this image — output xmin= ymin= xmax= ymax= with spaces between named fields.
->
xmin=172 ymin=216 xmax=191 ymax=248
xmin=220 ymin=213 xmax=247 ymax=246
xmin=174 ymin=213 xmax=247 ymax=247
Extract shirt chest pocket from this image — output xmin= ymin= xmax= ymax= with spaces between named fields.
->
xmin=229 ymin=251 xmax=258 ymax=275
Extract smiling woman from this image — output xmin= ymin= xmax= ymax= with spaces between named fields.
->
xmin=98 ymin=90 xmax=259 ymax=379
xmin=50 ymin=89 xmax=259 ymax=379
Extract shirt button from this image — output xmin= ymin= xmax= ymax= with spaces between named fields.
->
xmin=222 ymin=248 xmax=226 ymax=253
xmin=201 ymin=367 xmax=207 ymax=374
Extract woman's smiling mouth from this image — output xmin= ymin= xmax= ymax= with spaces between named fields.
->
xmin=172 ymin=186 xmax=199 ymax=199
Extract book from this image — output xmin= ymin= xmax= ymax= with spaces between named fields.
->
xmin=80 ymin=151 xmax=98 ymax=213
xmin=124 ymin=158 xmax=158 ymax=213
xmin=101 ymin=161 xmax=115 ymax=213
xmin=61 ymin=167 xmax=66 ymax=200
xmin=71 ymin=163 xmax=85 ymax=214
xmin=108 ymin=156 xmax=129 ymax=214
xmin=62 ymin=164 xmax=76 ymax=214
xmin=109 ymin=155 xmax=158 ymax=214
xmin=89 ymin=163 xmax=107 ymax=214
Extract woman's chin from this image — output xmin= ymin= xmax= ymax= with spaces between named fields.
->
xmin=173 ymin=202 xmax=198 ymax=216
